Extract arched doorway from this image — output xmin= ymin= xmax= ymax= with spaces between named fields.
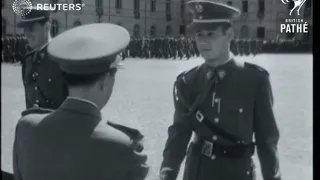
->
xmin=165 ymin=25 xmax=172 ymax=36
xmin=150 ymin=25 xmax=156 ymax=37
xmin=133 ymin=24 xmax=140 ymax=38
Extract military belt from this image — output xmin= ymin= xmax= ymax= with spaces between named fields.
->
xmin=190 ymin=139 xmax=255 ymax=159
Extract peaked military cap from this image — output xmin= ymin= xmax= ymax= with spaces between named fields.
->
xmin=17 ymin=7 xmax=51 ymax=28
xmin=47 ymin=23 xmax=129 ymax=75
xmin=187 ymin=0 xmax=241 ymax=31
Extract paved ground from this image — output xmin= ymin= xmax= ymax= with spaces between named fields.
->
xmin=1 ymin=54 xmax=313 ymax=180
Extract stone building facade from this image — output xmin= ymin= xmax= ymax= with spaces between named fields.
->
xmin=2 ymin=0 xmax=312 ymax=40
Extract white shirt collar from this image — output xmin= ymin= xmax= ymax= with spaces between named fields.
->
xmin=66 ymin=97 xmax=99 ymax=109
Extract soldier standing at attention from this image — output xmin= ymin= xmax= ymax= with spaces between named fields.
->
xmin=17 ymin=7 xmax=68 ymax=109
xmin=13 ymin=23 xmax=149 ymax=180
xmin=158 ymin=1 xmax=281 ymax=180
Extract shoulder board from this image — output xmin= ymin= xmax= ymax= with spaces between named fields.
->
xmin=244 ymin=62 xmax=269 ymax=76
xmin=21 ymin=107 xmax=54 ymax=117
xmin=107 ymin=121 xmax=144 ymax=152
xmin=176 ymin=64 xmax=202 ymax=84
xmin=107 ymin=121 xmax=144 ymax=140
xmin=24 ymin=50 xmax=35 ymax=58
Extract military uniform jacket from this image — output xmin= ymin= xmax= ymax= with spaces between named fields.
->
xmin=160 ymin=59 xmax=281 ymax=180
xmin=22 ymin=45 xmax=68 ymax=109
xmin=13 ymin=98 xmax=149 ymax=180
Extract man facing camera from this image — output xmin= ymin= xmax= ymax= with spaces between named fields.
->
xmin=13 ymin=23 xmax=149 ymax=180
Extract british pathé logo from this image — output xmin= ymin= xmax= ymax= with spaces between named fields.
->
xmin=195 ymin=3 xmax=203 ymax=13
xmin=279 ymin=0 xmax=309 ymax=34
xmin=281 ymin=0 xmax=306 ymax=16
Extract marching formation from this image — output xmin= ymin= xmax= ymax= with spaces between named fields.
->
xmin=2 ymin=35 xmax=312 ymax=64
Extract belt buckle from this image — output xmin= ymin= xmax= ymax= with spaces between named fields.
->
xmin=201 ymin=140 xmax=213 ymax=157
xmin=195 ymin=110 xmax=204 ymax=122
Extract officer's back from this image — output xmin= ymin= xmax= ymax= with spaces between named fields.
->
xmin=13 ymin=23 xmax=149 ymax=180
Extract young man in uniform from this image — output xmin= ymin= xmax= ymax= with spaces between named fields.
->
xmin=158 ymin=1 xmax=281 ymax=180
xmin=17 ymin=7 xmax=68 ymax=109
xmin=13 ymin=23 xmax=149 ymax=180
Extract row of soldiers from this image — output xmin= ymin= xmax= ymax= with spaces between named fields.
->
xmin=2 ymin=35 xmax=312 ymax=64
xmin=124 ymin=37 xmax=264 ymax=59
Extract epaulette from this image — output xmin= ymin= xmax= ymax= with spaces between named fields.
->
xmin=21 ymin=107 xmax=54 ymax=116
xmin=24 ymin=50 xmax=35 ymax=58
xmin=107 ymin=121 xmax=144 ymax=152
xmin=244 ymin=62 xmax=269 ymax=76
xmin=176 ymin=64 xmax=202 ymax=85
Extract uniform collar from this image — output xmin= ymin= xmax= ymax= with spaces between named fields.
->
xmin=36 ymin=40 xmax=50 ymax=52
xmin=66 ymin=97 xmax=99 ymax=109
xmin=59 ymin=97 xmax=101 ymax=119
xmin=204 ymin=55 xmax=235 ymax=80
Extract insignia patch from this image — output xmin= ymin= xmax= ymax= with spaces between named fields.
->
xmin=217 ymin=70 xmax=226 ymax=79
xmin=39 ymin=53 xmax=45 ymax=59
xmin=195 ymin=3 xmax=203 ymax=13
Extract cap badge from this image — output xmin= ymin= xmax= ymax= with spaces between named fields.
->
xmin=195 ymin=3 xmax=203 ymax=13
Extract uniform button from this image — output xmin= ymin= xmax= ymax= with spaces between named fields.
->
xmin=211 ymin=154 xmax=216 ymax=160
xmin=34 ymin=86 xmax=38 ymax=91
xmin=36 ymin=100 xmax=39 ymax=103
xmin=214 ymin=117 xmax=219 ymax=123
xmin=212 ymin=135 xmax=218 ymax=141
xmin=48 ymin=78 xmax=52 ymax=82
xmin=46 ymin=100 xmax=49 ymax=103
xmin=246 ymin=171 xmax=250 ymax=175
xmin=223 ymin=150 xmax=227 ymax=154
xmin=239 ymin=108 xmax=243 ymax=113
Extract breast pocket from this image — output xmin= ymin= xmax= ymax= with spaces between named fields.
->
xmin=226 ymin=104 xmax=254 ymax=143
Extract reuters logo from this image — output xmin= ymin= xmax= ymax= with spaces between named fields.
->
xmin=12 ymin=0 xmax=33 ymax=16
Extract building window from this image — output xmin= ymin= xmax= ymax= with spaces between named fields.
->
xmin=258 ymin=0 xmax=265 ymax=13
xmin=133 ymin=24 xmax=140 ymax=37
xmin=51 ymin=19 xmax=59 ymax=37
xmin=150 ymin=25 xmax=156 ymax=37
xmin=74 ymin=20 xmax=81 ymax=27
xmin=166 ymin=0 xmax=171 ymax=13
xmin=165 ymin=25 xmax=172 ymax=36
xmin=227 ymin=1 xmax=232 ymax=6
xmin=166 ymin=0 xmax=171 ymax=21
xmin=304 ymin=0 xmax=311 ymax=18
xmin=151 ymin=0 xmax=156 ymax=12
xmin=74 ymin=0 xmax=82 ymax=4
xmin=180 ymin=0 xmax=185 ymax=18
xmin=50 ymin=0 xmax=58 ymax=12
xmin=96 ymin=0 xmax=103 ymax=8
xmin=256 ymin=27 xmax=265 ymax=39
xmin=116 ymin=0 xmax=122 ymax=9
xmin=134 ymin=0 xmax=140 ymax=19
xmin=2 ymin=18 xmax=6 ymax=35
xmin=242 ymin=1 xmax=248 ymax=13
xmin=288 ymin=0 xmax=294 ymax=10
